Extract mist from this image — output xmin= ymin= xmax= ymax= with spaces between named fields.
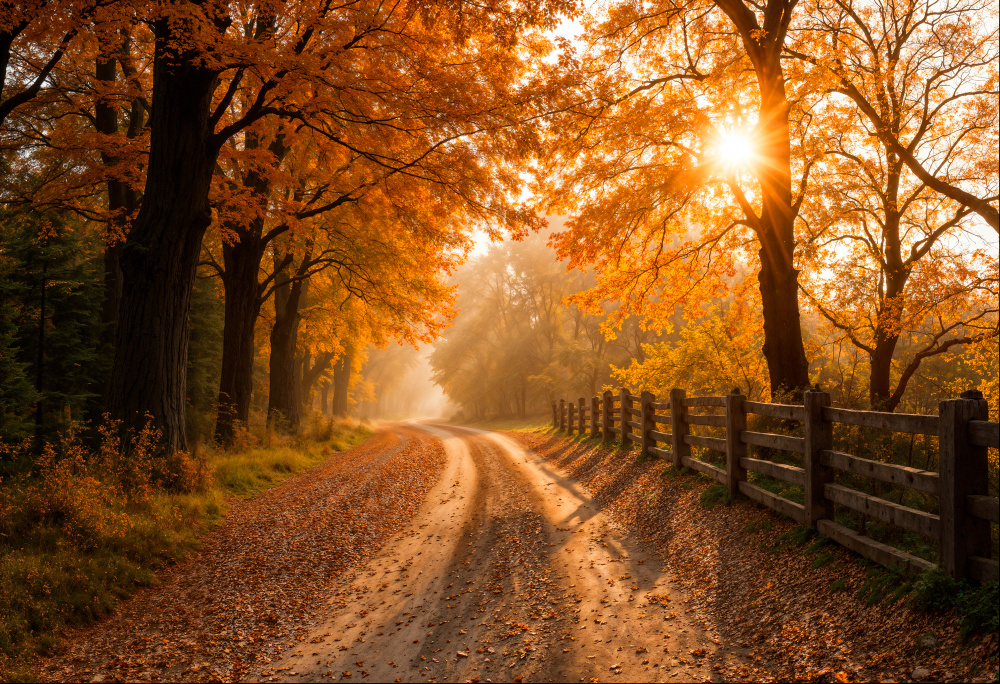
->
xmin=358 ymin=345 xmax=454 ymax=421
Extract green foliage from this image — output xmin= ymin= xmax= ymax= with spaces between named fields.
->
xmin=0 ymin=211 xmax=106 ymax=446
xmin=185 ymin=270 xmax=225 ymax=445
xmin=855 ymin=567 xmax=906 ymax=606
xmin=830 ymin=578 xmax=848 ymax=593
xmin=743 ymin=517 xmax=773 ymax=534
xmin=698 ymin=483 xmax=732 ymax=510
xmin=812 ymin=552 xmax=835 ymax=569
xmin=911 ymin=570 xmax=1000 ymax=639
xmin=0 ymin=249 xmax=36 ymax=442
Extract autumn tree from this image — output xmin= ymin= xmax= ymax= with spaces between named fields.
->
xmin=794 ymin=0 xmax=999 ymax=410
xmin=1 ymin=9 xmax=150 ymax=421
xmin=101 ymin=0 xmax=567 ymax=451
xmin=615 ymin=276 xmax=772 ymax=401
xmin=0 ymin=0 xmax=101 ymax=127
xmin=789 ymin=0 xmax=998 ymax=232
xmin=539 ymin=0 xmax=820 ymax=399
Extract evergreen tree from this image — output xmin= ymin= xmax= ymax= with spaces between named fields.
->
xmin=0 ymin=211 xmax=106 ymax=445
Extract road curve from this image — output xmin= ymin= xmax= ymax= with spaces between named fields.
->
xmin=253 ymin=424 xmax=724 ymax=683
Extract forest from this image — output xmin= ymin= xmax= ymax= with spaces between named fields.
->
xmin=0 ymin=0 xmax=996 ymax=451
xmin=0 ymin=0 xmax=997 ymax=678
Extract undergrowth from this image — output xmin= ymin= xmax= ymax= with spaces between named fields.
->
xmin=699 ymin=482 xmax=732 ymax=510
xmin=910 ymin=570 xmax=1000 ymax=639
xmin=0 ymin=414 xmax=371 ymax=680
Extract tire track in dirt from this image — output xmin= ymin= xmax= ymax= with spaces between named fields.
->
xmin=262 ymin=425 xmax=730 ymax=683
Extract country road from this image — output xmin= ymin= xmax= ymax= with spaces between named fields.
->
xmin=251 ymin=424 xmax=726 ymax=683
xmin=33 ymin=424 xmax=990 ymax=684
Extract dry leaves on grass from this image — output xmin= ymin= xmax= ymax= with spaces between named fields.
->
xmin=35 ymin=428 xmax=447 ymax=683
xmin=512 ymin=432 xmax=998 ymax=683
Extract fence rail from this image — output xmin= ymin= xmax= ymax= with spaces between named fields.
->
xmin=551 ymin=387 xmax=999 ymax=584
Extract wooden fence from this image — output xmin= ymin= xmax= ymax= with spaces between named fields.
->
xmin=551 ymin=387 xmax=1000 ymax=584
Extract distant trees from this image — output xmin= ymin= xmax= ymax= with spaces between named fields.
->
xmin=430 ymin=233 xmax=649 ymax=418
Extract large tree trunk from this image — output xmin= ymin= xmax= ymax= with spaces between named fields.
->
xmin=215 ymin=228 xmax=264 ymax=445
xmin=107 ymin=17 xmax=221 ymax=453
xmin=214 ymin=133 xmax=286 ymax=445
xmin=93 ymin=47 xmax=139 ymax=418
xmin=331 ymin=354 xmax=352 ymax=417
xmin=267 ymin=262 xmax=306 ymax=428
xmin=722 ymin=2 xmax=811 ymax=398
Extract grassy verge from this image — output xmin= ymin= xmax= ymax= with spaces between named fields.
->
xmin=0 ymin=417 xmax=371 ymax=681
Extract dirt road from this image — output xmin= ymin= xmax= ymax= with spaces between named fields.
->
xmin=255 ymin=425 xmax=725 ymax=683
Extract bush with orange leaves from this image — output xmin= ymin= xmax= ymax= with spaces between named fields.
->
xmin=0 ymin=417 xmax=216 ymax=676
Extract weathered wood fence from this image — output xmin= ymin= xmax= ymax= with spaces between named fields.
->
xmin=551 ymin=387 xmax=1000 ymax=584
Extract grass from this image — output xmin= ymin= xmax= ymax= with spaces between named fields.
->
xmin=0 ymin=416 xmax=371 ymax=681
xmin=910 ymin=569 xmax=1000 ymax=639
xmin=699 ymin=483 xmax=732 ymax=510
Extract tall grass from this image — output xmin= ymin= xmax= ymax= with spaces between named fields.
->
xmin=0 ymin=415 xmax=371 ymax=680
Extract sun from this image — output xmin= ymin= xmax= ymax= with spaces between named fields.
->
xmin=715 ymin=129 xmax=756 ymax=171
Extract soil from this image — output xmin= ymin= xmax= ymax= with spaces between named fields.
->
xmin=256 ymin=424 xmax=731 ymax=682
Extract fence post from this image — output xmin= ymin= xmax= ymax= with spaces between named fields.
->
xmin=567 ymin=401 xmax=576 ymax=435
xmin=559 ymin=399 xmax=565 ymax=431
xmin=670 ymin=388 xmax=688 ymax=470
xmin=803 ymin=389 xmax=834 ymax=527
xmin=640 ymin=391 xmax=656 ymax=458
xmin=939 ymin=390 xmax=991 ymax=579
xmin=602 ymin=390 xmax=613 ymax=443
xmin=578 ymin=397 xmax=586 ymax=435
xmin=590 ymin=396 xmax=600 ymax=439
xmin=620 ymin=387 xmax=632 ymax=450
xmin=724 ymin=390 xmax=746 ymax=500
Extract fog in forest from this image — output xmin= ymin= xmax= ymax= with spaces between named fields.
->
xmin=359 ymin=345 xmax=453 ymax=421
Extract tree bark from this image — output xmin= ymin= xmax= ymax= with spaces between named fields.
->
xmin=716 ymin=0 xmax=811 ymax=398
xmin=215 ymin=226 xmax=264 ymax=444
xmin=302 ymin=350 xmax=335 ymax=409
xmin=267 ymin=259 xmax=307 ymax=428
xmin=319 ymin=380 xmax=330 ymax=416
xmin=331 ymin=353 xmax=352 ymax=417
xmin=214 ymin=132 xmax=287 ymax=445
xmin=868 ymin=156 xmax=907 ymax=411
xmin=107 ymin=14 xmax=222 ymax=453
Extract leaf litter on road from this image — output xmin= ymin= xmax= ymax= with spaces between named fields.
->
xmin=512 ymin=432 xmax=998 ymax=683
xmin=35 ymin=428 xmax=447 ymax=683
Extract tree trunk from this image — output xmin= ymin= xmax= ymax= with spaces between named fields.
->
xmin=331 ymin=354 xmax=352 ymax=417
xmin=215 ymin=229 xmax=264 ymax=445
xmin=868 ymin=157 xmax=907 ymax=411
xmin=267 ymin=265 xmax=305 ymax=429
xmin=93 ymin=47 xmax=139 ymax=418
xmin=302 ymin=350 xmax=335 ymax=409
xmin=107 ymin=18 xmax=221 ymax=453
xmin=213 ymin=132 xmax=287 ymax=445
xmin=724 ymin=2 xmax=811 ymax=398
xmin=320 ymin=381 xmax=330 ymax=416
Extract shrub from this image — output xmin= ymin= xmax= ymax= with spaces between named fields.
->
xmin=911 ymin=569 xmax=999 ymax=639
